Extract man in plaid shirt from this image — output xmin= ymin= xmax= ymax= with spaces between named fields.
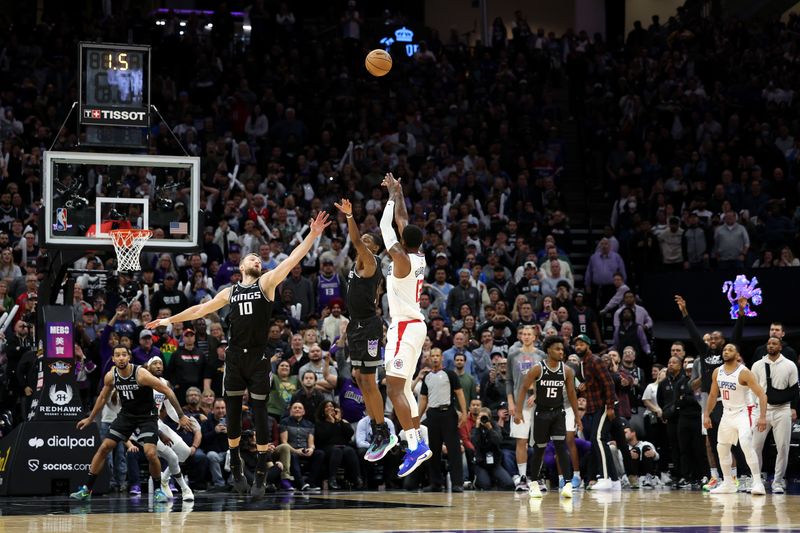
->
xmin=574 ymin=335 xmax=619 ymax=490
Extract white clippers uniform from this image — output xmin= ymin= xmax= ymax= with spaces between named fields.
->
xmin=384 ymin=252 xmax=427 ymax=379
xmin=153 ymin=379 xmax=192 ymax=469
xmin=716 ymin=364 xmax=754 ymax=446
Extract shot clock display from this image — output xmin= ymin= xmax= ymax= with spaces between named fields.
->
xmin=79 ymin=43 xmax=150 ymax=128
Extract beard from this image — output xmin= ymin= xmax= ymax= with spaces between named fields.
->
xmin=244 ymin=265 xmax=261 ymax=278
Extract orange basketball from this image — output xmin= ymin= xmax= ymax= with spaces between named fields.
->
xmin=365 ymin=49 xmax=392 ymax=77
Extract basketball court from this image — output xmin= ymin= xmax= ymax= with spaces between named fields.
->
xmin=0 ymin=490 xmax=797 ymax=532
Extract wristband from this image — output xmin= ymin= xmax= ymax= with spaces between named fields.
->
xmin=346 ymin=214 xmax=353 ymax=219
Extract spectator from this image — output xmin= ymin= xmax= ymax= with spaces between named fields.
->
xmin=202 ymin=398 xmax=230 ymax=489
xmin=447 ymin=270 xmax=482 ymax=319
xmin=584 ymin=238 xmax=626 ymax=308
xmin=442 ymin=332 xmax=475 ymax=377
xmin=713 ymin=212 xmax=749 ymax=270
xmin=314 ymin=401 xmax=362 ymax=490
xmin=451 ymin=353 xmax=478 ymax=406
xmin=658 ymin=217 xmax=685 ymax=271
xmin=151 ymin=273 xmax=189 ymax=316
xmin=625 ymin=426 xmax=661 ymax=488
xmin=203 ymin=338 xmax=227 ymax=398
xmin=167 ymin=328 xmax=205 ymax=404
xmin=612 ymin=291 xmax=654 ymax=331
xmin=471 ymin=407 xmax=514 ymax=490
xmin=297 ymin=344 xmax=337 ymax=401
xmin=268 ymin=360 xmax=300 ymax=423
xmin=539 ymin=261 xmax=571 ymax=297
xmin=290 ymin=371 xmax=325 ymax=421
xmin=281 ymin=402 xmax=324 ymax=491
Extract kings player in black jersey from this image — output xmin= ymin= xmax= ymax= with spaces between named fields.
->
xmin=71 ymin=345 xmax=191 ymax=502
xmin=334 ymin=198 xmax=397 ymax=461
xmin=146 ymin=211 xmax=331 ymax=497
xmin=514 ymin=336 xmax=581 ymax=499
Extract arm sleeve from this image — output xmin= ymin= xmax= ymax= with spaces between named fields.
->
xmin=379 ymin=200 xmax=398 ymax=250
xmin=420 ymin=378 xmax=428 ymax=397
xmin=682 ymin=314 xmax=706 ymax=354
xmin=731 ymin=314 xmax=744 ymax=347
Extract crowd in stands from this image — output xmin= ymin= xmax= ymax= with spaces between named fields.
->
xmin=0 ymin=2 xmax=797 ymax=493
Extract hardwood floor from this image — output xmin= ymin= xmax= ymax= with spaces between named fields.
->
xmin=0 ymin=490 xmax=797 ymax=532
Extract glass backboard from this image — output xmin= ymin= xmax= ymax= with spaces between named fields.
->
xmin=43 ymin=151 xmax=200 ymax=251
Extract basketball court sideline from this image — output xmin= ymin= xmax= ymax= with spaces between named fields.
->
xmin=0 ymin=490 xmax=798 ymax=532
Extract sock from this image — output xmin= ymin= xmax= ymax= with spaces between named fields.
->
xmin=175 ymin=473 xmax=190 ymax=490
xmin=572 ymin=472 xmax=581 ymax=480
xmin=711 ymin=468 xmax=719 ymax=479
xmin=254 ymin=452 xmax=269 ymax=487
xmin=406 ymin=429 xmax=419 ymax=451
xmin=518 ymin=463 xmax=527 ymax=478
xmin=370 ymin=420 xmax=378 ymax=440
xmin=558 ymin=474 xmax=564 ymax=484
xmin=731 ymin=467 xmax=737 ymax=478
xmin=86 ymin=472 xmax=98 ymax=491
xmin=382 ymin=423 xmax=391 ymax=438
xmin=416 ymin=428 xmax=424 ymax=444
xmin=230 ymin=446 xmax=243 ymax=480
xmin=152 ymin=476 xmax=162 ymax=492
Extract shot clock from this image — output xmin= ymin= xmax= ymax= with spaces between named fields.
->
xmin=79 ymin=42 xmax=150 ymax=128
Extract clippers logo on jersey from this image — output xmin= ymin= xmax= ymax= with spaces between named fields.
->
xmin=393 ymin=358 xmax=404 ymax=370
xmin=718 ymin=380 xmax=738 ymax=391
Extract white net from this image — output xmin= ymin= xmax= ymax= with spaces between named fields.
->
xmin=110 ymin=229 xmax=152 ymax=272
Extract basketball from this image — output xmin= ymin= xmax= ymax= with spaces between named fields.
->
xmin=365 ymin=49 xmax=392 ymax=77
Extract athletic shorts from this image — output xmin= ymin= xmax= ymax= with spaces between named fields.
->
xmin=224 ymin=345 xmax=270 ymax=400
xmin=510 ymin=403 xmax=535 ymax=439
xmin=565 ymin=406 xmax=577 ymax=433
xmin=348 ymin=315 xmax=384 ymax=374
xmin=108 ymin=411 xmax=159 ymax=445
xmin=157 ymin=419 xmax=192 ymax=462
xmin=533 ymin=408 xmax=567 ymax=444
xmin=717 ymin=408 xmax=752 ymax=446
xmin=384 ymin=319 xmax=427 ymax=379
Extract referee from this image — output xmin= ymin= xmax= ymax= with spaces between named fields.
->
xmin=419 ymin=348 xmax=467 ymax=492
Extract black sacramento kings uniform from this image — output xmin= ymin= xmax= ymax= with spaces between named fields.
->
xmin=107 ymin=364 xmax=159 ymax=445
xmin=226 ymin=281 xmax=274 ymax=398
xmin=346 ymin=256 xmax=384 ymax=373
xmin=533 ymin=361 xmax=568 ymax=443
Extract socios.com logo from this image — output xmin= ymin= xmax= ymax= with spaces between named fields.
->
xmin=28 ymin=459 xmax=39 ymax=472
xmin=28 ymin=437 xmax=44 ymax=449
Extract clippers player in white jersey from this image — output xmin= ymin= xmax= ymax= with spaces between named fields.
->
xmin=146 ymin=357 xmax=194 ymax=501
xmin=379 ymin=173 xmax=433 ymax=477
xmin=147 ymin=211 xmax=331 ymax=497
xmin=704 ymin=343 xmax=768 ymax=495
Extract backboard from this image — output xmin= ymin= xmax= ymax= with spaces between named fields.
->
xmin=43 ymin=151 xmax=201 ymax=251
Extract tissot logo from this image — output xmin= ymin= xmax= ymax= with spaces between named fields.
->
xmin=83 ymin=109 xmax=146 ymax=122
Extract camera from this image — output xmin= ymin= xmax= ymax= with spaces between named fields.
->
xmin=480 ymin=415 xmax=490 ymax=424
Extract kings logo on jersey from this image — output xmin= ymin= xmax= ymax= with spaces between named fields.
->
xmin=368 ymin=339 xmax=379 ymax=357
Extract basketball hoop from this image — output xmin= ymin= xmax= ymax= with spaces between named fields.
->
xmin=110 ymin=229 xmax=152 ymax=272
